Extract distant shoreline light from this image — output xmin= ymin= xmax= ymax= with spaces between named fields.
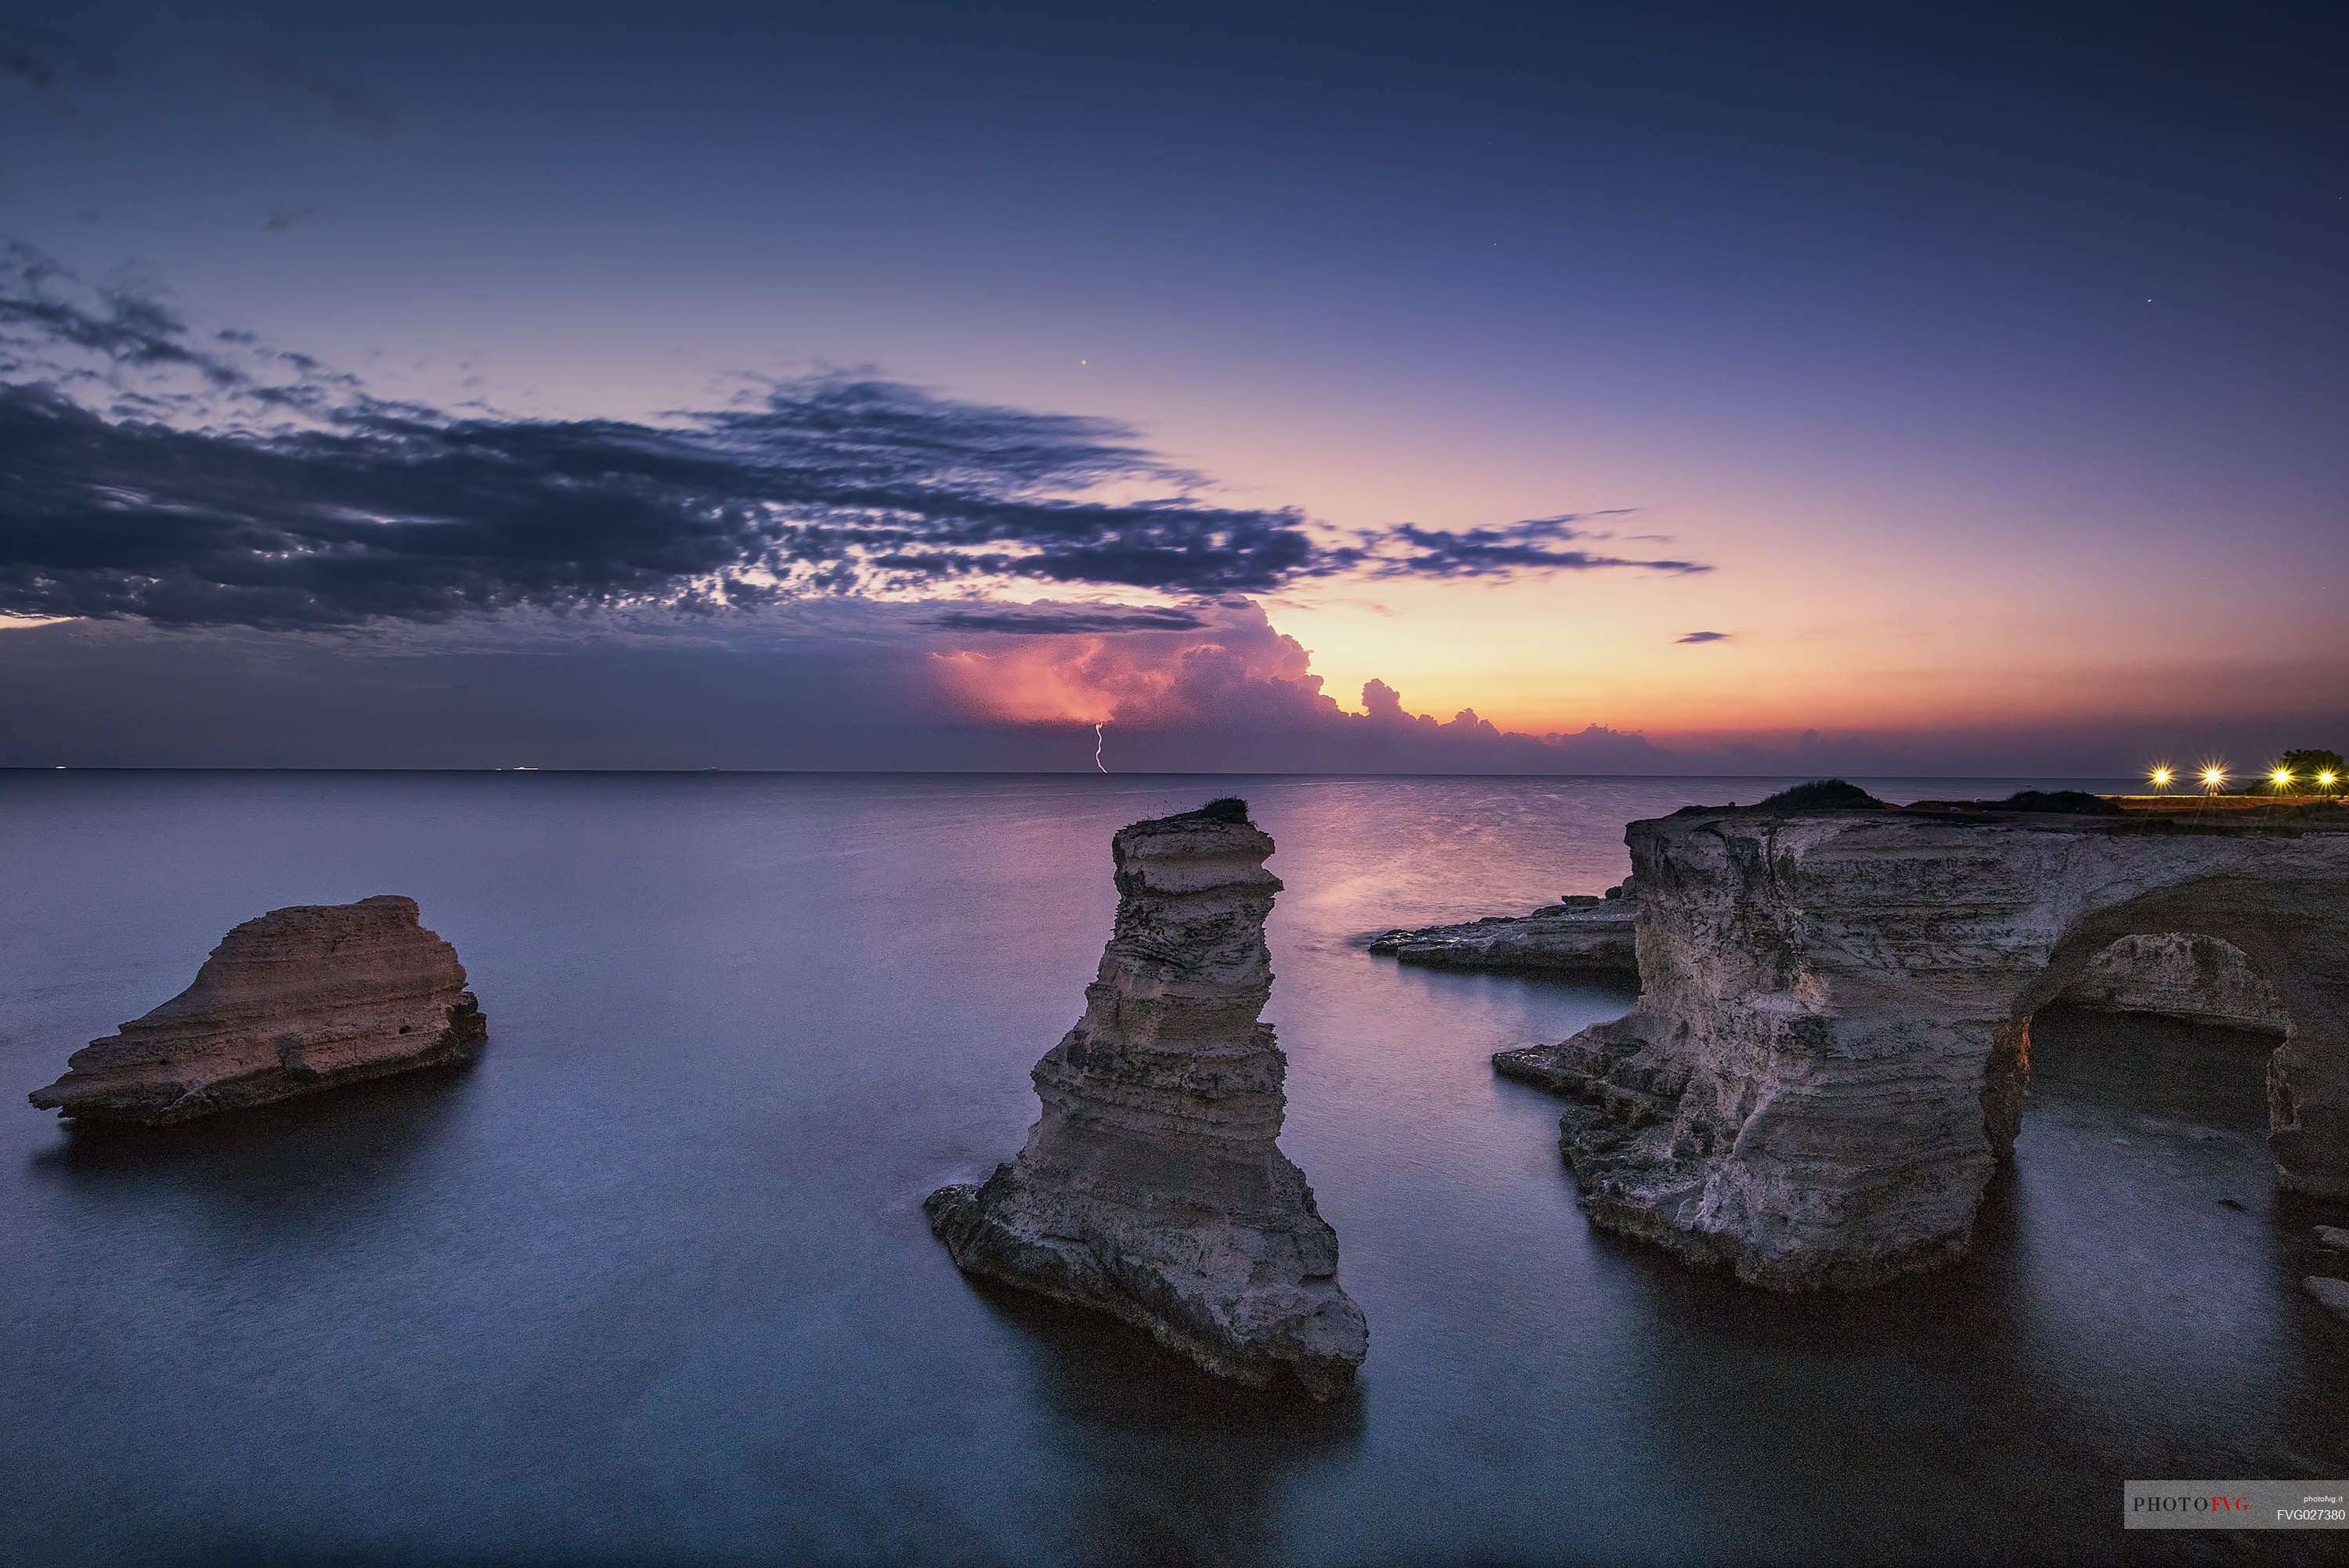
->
xmin=2141 ymin=757 xmax=2344 ymax=797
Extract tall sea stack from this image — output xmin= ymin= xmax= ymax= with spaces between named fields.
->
xmin=29 ymin=895 xmax=486 ymax=1126
xmin=925 ymin=798 xmax=1367 ymax=1397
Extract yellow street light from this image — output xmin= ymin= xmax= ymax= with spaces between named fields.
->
xmin=2270 ymin=766 xmax=2297 ymax=792
xmin=2199 ymin=764 xmax=2228 ymax=792
xmin=2147 ymin=765 xmax=2174 ymax=791
xmin=2322 ymin=770 xmax=2340 ymax=791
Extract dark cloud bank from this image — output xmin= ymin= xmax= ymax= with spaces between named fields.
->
xmin=0 ymin=247 xmax=1700 ymax=630
xmin=3 ymin=246 xmax=2247 ymax=777
xmin=0 ymin=247 xmax=1738 ymax=770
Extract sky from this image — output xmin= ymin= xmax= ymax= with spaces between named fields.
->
xmin=1 ymin=0 xmax=2343 ymax=773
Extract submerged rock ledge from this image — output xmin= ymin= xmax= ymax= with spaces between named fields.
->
xmin=1369 ymin=885 xmax=1638 ymax=980
xmin=29 ymin=895 xmax=486 ymax=1126
xmin=926 ymin=798 xmax=1367 ymax=1397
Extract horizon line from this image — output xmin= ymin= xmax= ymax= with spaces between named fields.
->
xmin=0 ymin=766 xmax=2142 ymax=780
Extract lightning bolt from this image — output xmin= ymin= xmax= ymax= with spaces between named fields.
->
xmin=1093 ymin=722 xmax=1109 ymax=773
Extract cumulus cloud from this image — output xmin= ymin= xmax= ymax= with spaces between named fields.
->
xmin=933 ymin=597 xmax=1328 ymax=726
xmin=928 ymin=597 xmax=1669 ymax=771
xmin=0 ymin=250 xmax=1712 ymax=631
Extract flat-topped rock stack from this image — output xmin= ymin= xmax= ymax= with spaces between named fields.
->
xmin=1496 ymin=786 xmax=2349 ymax=1290
xmin=926 ymin=798 xmax=1367 ymax=1397
xmin=30 ymin=895 xmax=486 ymax=1126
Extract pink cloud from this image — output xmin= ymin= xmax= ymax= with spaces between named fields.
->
xmin=927 ymin=597 xmax=1668 ymax=772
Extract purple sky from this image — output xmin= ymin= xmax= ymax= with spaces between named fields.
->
xmin=2 ymin=2 xmax=2344 ymax=773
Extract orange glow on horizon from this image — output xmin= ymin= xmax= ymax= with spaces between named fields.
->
xmin=915 ymin=582 xmax=2349 ymax=766
xmin=930 ymin=646 xmax=1133 ymax=726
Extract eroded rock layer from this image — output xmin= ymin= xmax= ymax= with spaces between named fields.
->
xmin=1496 ymin=797 xmax=2349 ymax=1290
xmin=30 ymin=895 xmax=486 ymax=1125
xmin=926 ymin=798 xmax=1367 ymax=1397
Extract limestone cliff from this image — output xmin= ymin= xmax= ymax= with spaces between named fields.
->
xmin=926 ymin=799 xmax=1367 ymax=1397
xmin=1496 ymin=795 xmax=2349 ymax=1290
xmin=30 ymin=895 xmax=486 ymax=1125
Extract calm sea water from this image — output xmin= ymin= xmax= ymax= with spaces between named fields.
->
xmin=2 ymin=772 xmax=2342 ymax=1567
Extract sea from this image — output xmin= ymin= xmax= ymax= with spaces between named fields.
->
xmin=2 ymin=771 xmax=2340 ymax=1566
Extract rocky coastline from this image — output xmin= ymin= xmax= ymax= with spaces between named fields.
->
xmin=1489 ymin=787 xmax=2349 ymax=1290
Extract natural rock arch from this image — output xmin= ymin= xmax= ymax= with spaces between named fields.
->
xmin=1496 ymin=799 xmax=2349 ymax=1289
xmin=1990 ymin=886 xmax=2335 ymax=1191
